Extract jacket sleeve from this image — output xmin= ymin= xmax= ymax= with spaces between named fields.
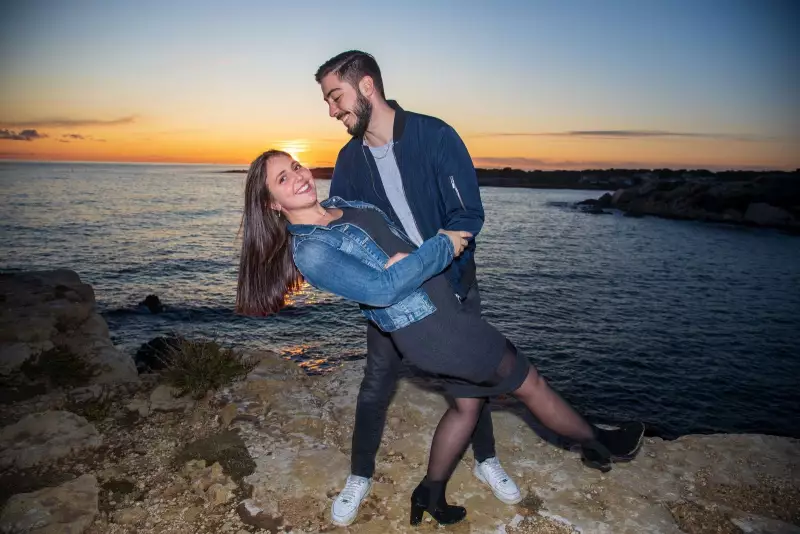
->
xmin=436 ymin=126 xmax=485 ymax=238
xmin=293 ymin=233 xmax=455 ymax=307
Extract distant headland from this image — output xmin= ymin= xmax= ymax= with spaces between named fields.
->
xmin=221 ymin=167 xmax=798 ymax=190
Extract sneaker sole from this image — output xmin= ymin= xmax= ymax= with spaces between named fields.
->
xmin=330 ymin=483 xmax=372 ymax=527
xmin=473 ymin=467 xmax=523 ymax=505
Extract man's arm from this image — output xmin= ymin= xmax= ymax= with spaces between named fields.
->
xmin=436 ymin=125 xmax=485 ymax=237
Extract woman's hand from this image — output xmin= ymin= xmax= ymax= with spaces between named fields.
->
xmin=384 ymin=252 xmax=409 ymax=268
xmin=438 ymin=229 xmax=472 ymax=257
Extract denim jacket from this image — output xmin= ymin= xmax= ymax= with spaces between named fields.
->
xmin=287 ymin=197 xmax=455 ymax=332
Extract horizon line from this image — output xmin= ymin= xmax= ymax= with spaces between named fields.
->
xmin=0 ymin=158 xmax=796 ymax=173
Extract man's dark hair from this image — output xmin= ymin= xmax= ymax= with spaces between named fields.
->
xmin=315 ymin=50 xmax=385 ymax=99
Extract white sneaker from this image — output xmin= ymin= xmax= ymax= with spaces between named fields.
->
xmin=331 ymin=474 xmax=372 ymax=526
xmin=473 ymin=457 xmax=522 ymax=504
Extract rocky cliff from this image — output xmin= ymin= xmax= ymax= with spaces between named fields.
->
xmin=1 ymin=271 xmax=798 ymax=533
xmin=578 ymin=175 xmax=800 ymax=233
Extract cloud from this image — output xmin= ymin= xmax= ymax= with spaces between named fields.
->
xmin=60 ymin=133 xmax=105 ymax=142
xmin=471 ymin=130 xmax=769 ymax=142
xmin=0 ymin=116 xmax=137 ymax=128
xmin=0 ymin=129 xmax=48 ymax=141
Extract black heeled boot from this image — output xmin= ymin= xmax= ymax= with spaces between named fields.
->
xmin=409 ymin=477 xmax=467 ymax=526
xmin=581 ymin=422 xmax=645 ymax=472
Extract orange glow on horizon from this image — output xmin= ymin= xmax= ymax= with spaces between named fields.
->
xmin=0 ymin=127 xmax=796 ymax=171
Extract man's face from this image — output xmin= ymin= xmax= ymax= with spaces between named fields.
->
xmin=320 ymin=73 xmax=372 ymax=138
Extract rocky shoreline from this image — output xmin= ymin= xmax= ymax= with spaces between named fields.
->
xmin=1 ymin=271 xmax=799 ymax=533
xmin=577 ymin=174 xmax=800 ymax=233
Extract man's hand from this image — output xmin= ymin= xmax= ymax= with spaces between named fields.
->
xmin=438 ymin=229 xmax=472 ymax=257
xmin=384 ymin=252 xmax=409 ymax=269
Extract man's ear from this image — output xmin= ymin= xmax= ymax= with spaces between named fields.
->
xmin=359 ymin=76 xmax=374 ymax=97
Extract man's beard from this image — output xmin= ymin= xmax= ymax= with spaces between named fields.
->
xmin=346 ymin=92 xmax=372 ymax=138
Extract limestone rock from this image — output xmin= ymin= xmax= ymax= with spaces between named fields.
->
xmin=0 ymin=410 xmax=101 ymax=469
xmin=111 ymin=506 xmax=148 ymax=525
xmin=226 ymin=358 xmax=800 ymax=533
xmin=206 ymin=483 xmax=235 ymax=506
xmin=126 ymin=398 xmax=150 ymax=417
xmin=0 ymin=270 xmax=139 ymax=386
xmin=149 ymin=384 xmax=194 ymax=412
xmin=182 ymin=460 xmax=238 ymax=506
xmin=0 ymin=474 xmax=98 ymax=534
xmin=744 ymin=202 xmax=795 ymax=226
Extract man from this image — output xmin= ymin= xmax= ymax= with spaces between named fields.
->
xmin=315 ymin=50 xmax=521 ymax=527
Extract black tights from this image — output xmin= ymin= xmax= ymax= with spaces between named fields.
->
xmin=425 ymin=342 xmax=594 ymax=484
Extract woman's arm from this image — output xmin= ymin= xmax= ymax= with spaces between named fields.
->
xmin=293 ymin=232 xmax=455 ymax=307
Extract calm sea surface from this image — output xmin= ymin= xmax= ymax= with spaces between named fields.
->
xmin=1 ymin=161 xmax=798 ymax=439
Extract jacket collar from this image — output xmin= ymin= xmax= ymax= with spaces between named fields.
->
xmin=388 ymin=100 xmax=407 ymax=141
xmin=286 ymin=197 xmax=381 ymax=236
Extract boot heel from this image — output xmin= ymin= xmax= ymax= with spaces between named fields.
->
xmin=581 ymin=456 xmax=612 ymax=472
xmin=409 ymin=503 xmax=425 ymax=526
xmin=581 ymin=440 xmax=613 ymax=473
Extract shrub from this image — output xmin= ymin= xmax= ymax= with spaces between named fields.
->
xmin=161 ymin=338 xmax=256 ymax=399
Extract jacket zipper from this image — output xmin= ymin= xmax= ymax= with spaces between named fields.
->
xmin=449 ymin=175 xmax=466 ymax=210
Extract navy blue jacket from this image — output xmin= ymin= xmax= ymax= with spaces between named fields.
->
xmin=329 ymin=101 xmax=484 ymax=299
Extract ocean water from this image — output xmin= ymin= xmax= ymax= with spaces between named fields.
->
xmin=1 ymin=161 xmax=798 ymax=439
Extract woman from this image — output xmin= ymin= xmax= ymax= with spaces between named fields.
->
xmin=236 ymin=150 xmax=644 ymax=526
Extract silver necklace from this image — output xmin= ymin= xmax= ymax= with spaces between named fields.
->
xmin=370 ymin=139 xmax=394 ymax=160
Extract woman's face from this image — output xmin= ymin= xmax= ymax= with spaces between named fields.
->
xmin=265 ymin=154 xmax=318 ymax=213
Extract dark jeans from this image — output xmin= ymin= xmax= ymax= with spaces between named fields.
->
xmin=351 ymin=282 xmax=496 ymax=478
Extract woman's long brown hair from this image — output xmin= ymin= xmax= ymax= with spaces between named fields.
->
xmin=235 ymin=150 xmax=303 ymax=316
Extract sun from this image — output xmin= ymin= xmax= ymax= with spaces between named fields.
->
xmin=276 ymin=140 xmax=310 ymax=165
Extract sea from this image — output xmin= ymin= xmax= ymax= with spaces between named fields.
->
xmin=1 ymin=161 xmax=798 ymax=439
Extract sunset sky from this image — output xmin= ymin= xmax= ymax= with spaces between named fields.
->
xmin=1 ymin=0 xmax=797 ymax=170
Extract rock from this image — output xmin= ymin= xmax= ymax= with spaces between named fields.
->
xmin=175 ymin=430 xmax=255 ymax=483
xmin=149 ymin=384 xmax=194 ymax=412
xmin=602 ymin=178 xmax=800 ymax=231
xmin=612 ymin=187 xmax=637 ymax=206
xmin=126 ymin=398 xmax=150 ymax=417
xmin=182 ymin=506 xmax=203 ymax=523
xmin=112 ymin=506 xmax=148 ymax=525
xmin=161 ymin=481 xmax=188 ymax=499
xmin=0 ymin=474 xmax=98 ymax=533
xmin=597 ymin=192 xmax=613 ymax=207
xmin=67 ymin=384 xmax=105 ymax=404
xmin=0 ymin=410 xmax=101 ymax=469
xmin=0 ymin=343 xmax=33 ymax=376
xmin=577 ymin=193 xmax=613 ymax=209
xmin=0 ymin=270 xmax=139 ymax=387
xmin=744 ymin=202 xmax=795 ymax=226
xmin=134 ymin=335 xmax=182 ymax=372
xmin=206 ymin=483 xmax=235 ymax=506
xmin=245 ymin=350 xmax=306 ymax=380
xmin=219 ymin=403 xmax=238 ymax=428
xmin=236 ymin=500 xmax=283 ymax=531
xmin=222 ymin=358 xmax=800 ymax=534
xmin=138 ymin=294 xmax=165 ymax=314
